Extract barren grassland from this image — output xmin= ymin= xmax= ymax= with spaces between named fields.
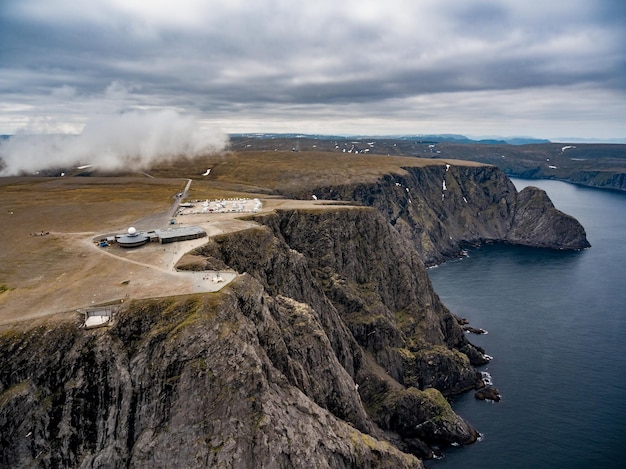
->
xmin=0 ymin=176 xmax=191 ymax=324
xmin=160 ymin=150 xmax=485 ymax=192
xmin=0 ymin=151 xmax=485 ymax=325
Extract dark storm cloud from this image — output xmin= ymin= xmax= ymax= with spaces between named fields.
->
xmin=0 ymin=0 xmax=624 ymax=138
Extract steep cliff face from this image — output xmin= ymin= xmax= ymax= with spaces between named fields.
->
xmin=195 ymin=208 xmax=483 ymax=454
xmin=0 ymin=289 xmax=424 ymax=469
xmin=200 ymin=209 xmax=487 ymax=390
xmin=282 ymin=164 xmax=589 ymax=264
xmin=507 ymin=186 xmax=592 ymax=249
xmin=0 ymin=162 xmax=590 ymax=467
xmin=1 ymin=206 xmax=483 ymax=467
xmin=562 ymin=170 xmax=626 ymax=192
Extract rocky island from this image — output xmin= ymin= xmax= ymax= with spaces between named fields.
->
xmin=0 ymin=150 xmax=589 ymax=468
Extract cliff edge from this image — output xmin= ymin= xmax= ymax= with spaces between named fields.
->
xmin=282 ymin=163 xmax=590 ymax=264
xmin=0 ymin=207 xmax=484 ymax=467
xmin=0 ymin=156 xmax=590 ymax=467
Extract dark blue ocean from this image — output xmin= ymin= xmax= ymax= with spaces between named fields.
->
xmin=425 ymin=179 xmax=626 ymax=469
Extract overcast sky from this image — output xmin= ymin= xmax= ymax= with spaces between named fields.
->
xmin=1 ymin=0 xmax=625 ymax=140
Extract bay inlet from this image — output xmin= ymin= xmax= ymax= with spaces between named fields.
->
xmin=425 ymin=179 xmax=626 ymax=469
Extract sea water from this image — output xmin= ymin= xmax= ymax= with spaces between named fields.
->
xmin=425 ymin=179 xmax=626 ymax=469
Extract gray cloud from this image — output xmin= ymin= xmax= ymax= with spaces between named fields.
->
xmin=0 ymin=0 xmax=624 ymax=139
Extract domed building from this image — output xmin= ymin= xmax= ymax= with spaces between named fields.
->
xmin=116 ymin=227 xmax=149 ymax=248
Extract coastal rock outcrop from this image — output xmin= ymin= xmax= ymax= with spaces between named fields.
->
xmin=0 ymin=160 xmax=590 ymax=467
xmin=205 ymin=208 xmax=488 ymax=390
xmin=507 ymin=186 xmax=591 ymax=249
xmin=475 ymin=386 xmax=501 ymax=402
xmin=0 ymin=287 xmax=424 ymax=469
xmin=563 ymin=170 xmax=626 ymax=192
xmin=196 ymin=208 xmax=486 ymax=453
xmin=282 ymin=164 xmax=589 ymax=264
xmin=1 ymin=205 xmax=484 ymax=467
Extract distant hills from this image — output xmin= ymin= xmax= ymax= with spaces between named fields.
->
xmin=229 ymin=134 xmax=626 ymax=192
xmin=229 ymin=133 xmax=551 ymax=145
xmin=4 ymin=132 xmax=623 ymax=145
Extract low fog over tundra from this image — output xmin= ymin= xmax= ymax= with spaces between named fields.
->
xmin=0 ymin=110 xmax=228 ymax=176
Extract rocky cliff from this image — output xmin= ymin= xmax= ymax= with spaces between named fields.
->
xmin=0 ymin=161 xmax=590 ymax=468
xmin=277 ymin=164 xmax=590 ymax=264
xmin=1 ymin=207 xmax=482 ymax=467
xmin=0 ymin=290 xmax=422 ymax=468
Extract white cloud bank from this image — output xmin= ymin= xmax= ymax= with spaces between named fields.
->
xmin=0 ymin=110 xmax=228 ymax=176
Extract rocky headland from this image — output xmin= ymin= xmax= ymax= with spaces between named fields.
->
xmin=0 ymin=154 xmax=589 ymax=467
xmin=273 ymin=162 xmax=590 ymax=264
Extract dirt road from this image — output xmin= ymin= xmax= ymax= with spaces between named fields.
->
xmin=0 ymin=193 xmax=341 ymax=326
